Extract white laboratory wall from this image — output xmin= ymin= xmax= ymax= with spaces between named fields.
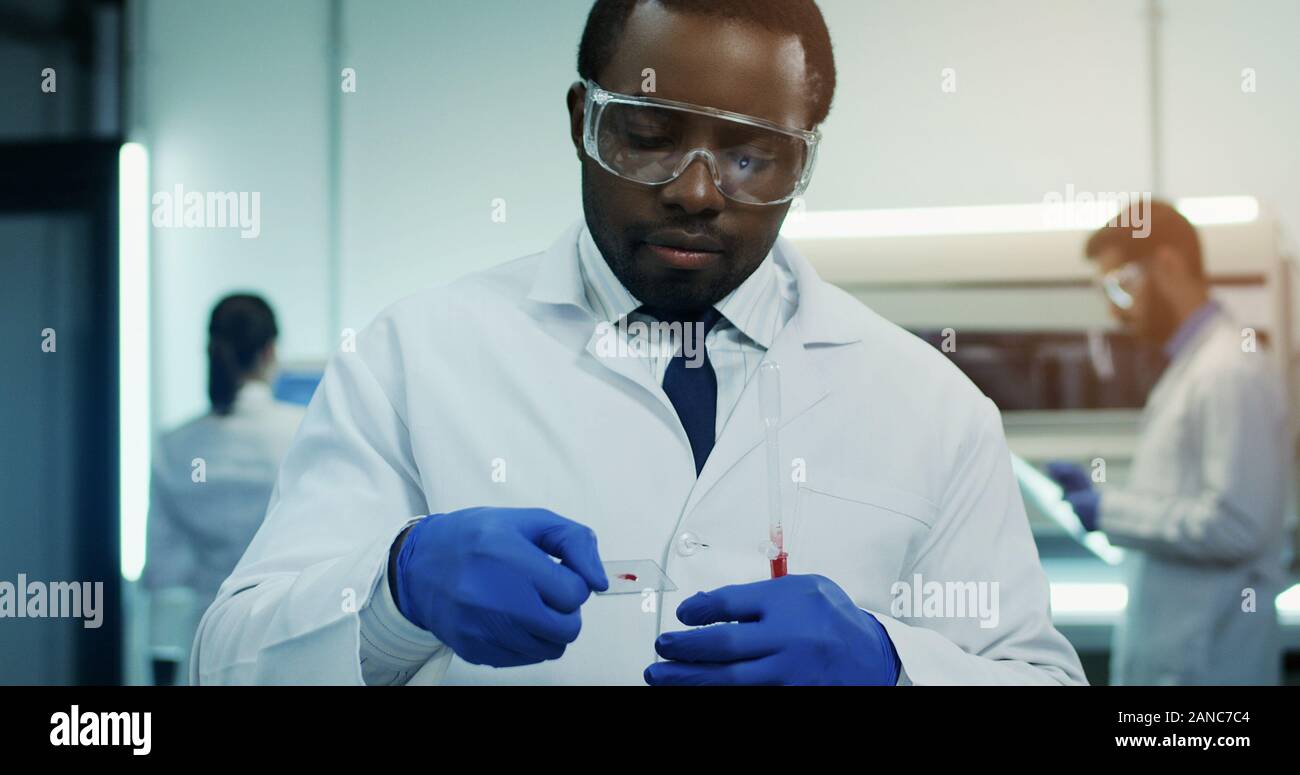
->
xmin=811 ymin=0 xmax=1152 ymax=209
xmin=142 ymin=0 xmax=333 ymax=429
xmin=1160 ymin=0 xmax=1300 ymax=258
xmin=336 ymin=0 xmax=595 ymax=331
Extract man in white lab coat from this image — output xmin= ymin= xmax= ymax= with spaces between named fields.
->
xmin=1049 ymin=200 xmax=1291 ymax=684
xmin=194 ymin=0 xmax=1085 ymax=685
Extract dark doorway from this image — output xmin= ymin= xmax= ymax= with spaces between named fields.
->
xmin=0 ymin=140 xmax=122 ymax=684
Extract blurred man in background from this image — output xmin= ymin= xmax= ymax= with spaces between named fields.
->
xmin=1048 ymin=200 xmax=1291 ymax=685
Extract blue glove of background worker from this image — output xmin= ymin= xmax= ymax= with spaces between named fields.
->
xmin=1046 ymin=461 xmax=1100 ymax=531
xmin=644 ymin=574 xmax=901 ymax=685
xmin=393 ymin=506 xmax=608 ymax=667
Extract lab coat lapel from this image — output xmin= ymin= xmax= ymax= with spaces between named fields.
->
xmin=524 ymin=220 xmax=864 ymax=497
xmin=582 ymin=326 xmax=682 ymax=419
xmin=1141 ymin=310 xmax=1223 ymax=425
xmin=683 ymin=316 xmax=832 ymax=513
xmin=523 ymin=219 xmax=601 ymax=354
xmin=525 ymin=219 xmax=684 ymax=420
xmin=684 ymin=238 xmax=862 ymax=513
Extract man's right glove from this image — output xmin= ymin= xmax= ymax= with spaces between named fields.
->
xmin=393 ymin=506 xmax=608 ymax=667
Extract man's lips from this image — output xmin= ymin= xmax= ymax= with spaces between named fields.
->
xmin=641 ymin=241 xmax=722 ymax=270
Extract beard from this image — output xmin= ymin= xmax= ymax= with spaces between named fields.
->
xmin=1141 ymin=288 xmax=1180 ymax=345
xmin=580 ymin=165 xmax=774 ymax=318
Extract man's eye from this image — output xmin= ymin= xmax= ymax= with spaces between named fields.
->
xmin=727 ymin=149 xmax=775 ymax=171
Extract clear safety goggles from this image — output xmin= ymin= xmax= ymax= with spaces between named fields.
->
xmin=581 ymin=79 xmax=820 ymax=206
xmin=1098 ymin=260 xmax=1145 ymax=310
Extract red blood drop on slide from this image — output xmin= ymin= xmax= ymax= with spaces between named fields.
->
xmin=617 ymin=573 xmax=638 ymax=581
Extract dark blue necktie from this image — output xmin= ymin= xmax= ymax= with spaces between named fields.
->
xmin=639 ymin=306 xmax=724 ymax=476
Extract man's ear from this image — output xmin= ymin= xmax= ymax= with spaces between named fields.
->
xmin=1151 ymin=245 xmax=1186 ymax=281
xmin=1148 ymin=245 xmax=1197 ymax=302
xmin=566 ymin=81 xmax=586 ymax=161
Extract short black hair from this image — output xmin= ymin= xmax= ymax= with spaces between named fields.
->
xmin=1085 ymin=198 xmax=1205 ymax=278
xmin=577 ymin=0 xmax=837 ymax=127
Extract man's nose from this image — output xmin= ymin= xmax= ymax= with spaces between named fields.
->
xmin=659 ymin=154 xmax=726 ymax=214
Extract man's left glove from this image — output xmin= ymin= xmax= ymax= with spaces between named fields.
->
xmin=644 ymin=574 xmax=900 ymax=685
xmin=1046 ymin=460 xmax=1101 ymax=531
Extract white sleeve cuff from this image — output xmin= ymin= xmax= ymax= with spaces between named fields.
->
xmin=357 ymin=532 xmax=447 ymax=685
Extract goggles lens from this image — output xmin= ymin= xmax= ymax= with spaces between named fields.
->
xmin=587 ymin=88 xmax=815 ymax=205
xmin=1100 ymin=262 xmax=1143 ymax=310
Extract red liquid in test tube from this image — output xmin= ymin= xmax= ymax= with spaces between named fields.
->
xmin=760 ymin=362 xmax=787 ymax=580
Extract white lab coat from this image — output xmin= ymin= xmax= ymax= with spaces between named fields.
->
xmin=145 ymin=381 xmax=305 ymax=674
xmin=1101 ymin=309 xmax=1291 ymax=685
xmin=193 ymin=219 xmax=1085 ymax=685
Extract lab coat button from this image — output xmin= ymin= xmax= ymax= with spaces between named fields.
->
xmin=676 ymin=531 xmax=705 ymax=556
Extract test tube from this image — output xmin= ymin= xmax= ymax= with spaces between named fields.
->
xmin=758 ymin=361 xmax=787 ymax=578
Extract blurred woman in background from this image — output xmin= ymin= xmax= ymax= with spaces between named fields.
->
xmin=143 ymin=293 xmax=305 ymax=684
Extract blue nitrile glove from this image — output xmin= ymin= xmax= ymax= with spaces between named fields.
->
xmin=1064 ymin=488 xmax=1100 ymax=531
xmin=644 ymin=574 xmax=900 ymax=685
xmin=393 ymin=507 xmax=608 ymax=667
xmin=1046 ymin=461 xmax=1101 ymax=531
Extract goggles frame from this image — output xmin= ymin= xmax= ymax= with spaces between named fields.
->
xmin=1099 ymin=260 xmax=1146 ymax=310
xmin=580 ymin=79 xmax=821 ymax=206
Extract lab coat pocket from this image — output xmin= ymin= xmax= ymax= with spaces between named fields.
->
xmin=788 ymin=476 xmax=936 ymax=608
